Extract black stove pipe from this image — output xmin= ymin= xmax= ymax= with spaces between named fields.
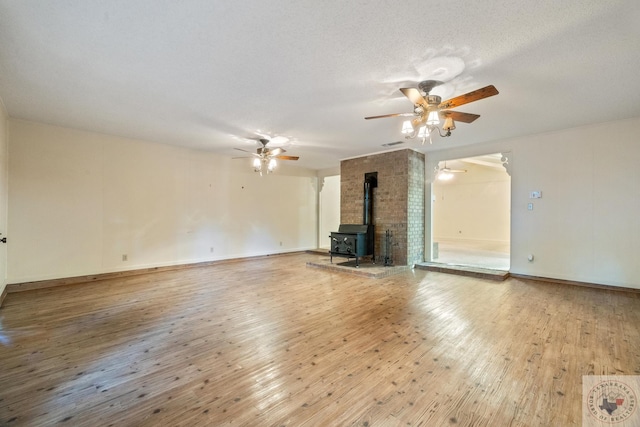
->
xmin=363 ymin=172 xmax=377 ymax=225
xmin=364 ymin=181 xmax=372 ymax=225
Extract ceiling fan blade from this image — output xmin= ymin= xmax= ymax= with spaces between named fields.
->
xmin=277 ymin=155 xmax=299 ymax=161
xmin=365 ymin=112 xmax=415 ymax=120
xmin=438 ymin=85 xmax=499 ymax=109
xmin=400 ymin=88 xmax=428 ymax=107
xmin=269 ymin=147 xmax=285 ymax=157
xmin=441 ymin=167 xmax=467 ymax=173
xmin=234 ymin=148 xmax=260 ymax=157
xmin=441 ymin=110 xmax=481 ymax=123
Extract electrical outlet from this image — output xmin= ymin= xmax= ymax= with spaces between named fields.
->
xmin=122 ymin=254 xmax=128 ymax=261
xmin=210 ymin=247 xmax=214 ymax=253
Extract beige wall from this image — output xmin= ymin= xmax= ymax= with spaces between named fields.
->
xmin=432 ymin=161 xmax=510 ymax=243
xmin=426 ymin=116 xmax=640 ymax=289
xmin=6 ymin=115 xmax=640 ymax=289
xmin=318 ymin=175 xmax=340 ymax=249
xmin=8 ymin=120 xmax=318 ymax=283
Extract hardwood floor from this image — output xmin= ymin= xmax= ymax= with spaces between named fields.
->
xmin=1 ymin=253 xmax=639 ymax=426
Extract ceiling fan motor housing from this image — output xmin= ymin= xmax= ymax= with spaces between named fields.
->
xmin=418 ymin=80 xmax=443 ymax=95
xmin=426 ymin=95 xmax=442 ymax=106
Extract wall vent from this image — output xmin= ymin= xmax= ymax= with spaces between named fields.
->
xmin=381 ymin=141 xmax=404 ymax=147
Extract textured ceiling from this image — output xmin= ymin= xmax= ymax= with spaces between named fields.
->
xmin=1 ymin=1 xmax=639 ymax=170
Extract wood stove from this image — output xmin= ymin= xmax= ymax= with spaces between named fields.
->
xmin=330 ymin=172 xmax=377 ymax=267
xmin=330 ymin=224 xmax=374 ymax=266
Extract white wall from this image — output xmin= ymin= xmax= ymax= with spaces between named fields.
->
xmin=8 ymin=116 xmax=640 ymax=289
xmin=8 ymin=120 xmax=318 ymax=283
xmin=426 ymin=116 xmax=640 ymax=289
xmin=318 ymin=175 xmax=340 ymax=249
xmin=0 ymin=99 xmax=8 ymax=297
xmin=433 ymin=161 xmax=510 ymax=243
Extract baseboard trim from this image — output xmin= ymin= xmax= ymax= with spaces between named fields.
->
xmin=0 ymin=287 xmax=7 ymax=307
xmin=509 ymin=273 xmax=640 ymax=294
xmin=6 ymin=251 xmax=304 ymax=294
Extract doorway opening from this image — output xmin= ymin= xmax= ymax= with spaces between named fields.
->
xmin=318 ymin=175 xmax=340 ymax=250
xmin=431 ymin=153 xmax=510 ymax=270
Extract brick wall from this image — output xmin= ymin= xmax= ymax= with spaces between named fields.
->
xmin=407 ymin=150 xmax=425 ymax=264
xmin=340 ymin=149 xmax=425 ymax=266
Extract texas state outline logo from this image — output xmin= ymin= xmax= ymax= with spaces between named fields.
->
xmin=583 ymin=376 xmax=639 ymax=426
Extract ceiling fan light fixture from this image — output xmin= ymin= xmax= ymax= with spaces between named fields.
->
xmin=401 ymin=120 xmax=413 ymax=134
xmin=443 ymin=117 xmax=456 ymax=131
xmin=268 ymin=158 xmax=277 ymax=171
xmin=426 ymin=111 xmax=440 ymax=126
xmin=438 ymin=171 xmax=454 ymax=181
xmin=417 ymin=125 xmax=429 ymax=138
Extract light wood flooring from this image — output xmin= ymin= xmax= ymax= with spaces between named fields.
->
xmin=1 ymin=253 xmax=639 ymax=426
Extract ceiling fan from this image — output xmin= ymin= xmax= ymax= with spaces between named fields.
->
xmin=365 ymin=80 xmax=499 ymax=143
xmin=436 ymin=161 xmax=466 ymax=181
xmin=234 ymin=138 xmax=299 ymax=175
